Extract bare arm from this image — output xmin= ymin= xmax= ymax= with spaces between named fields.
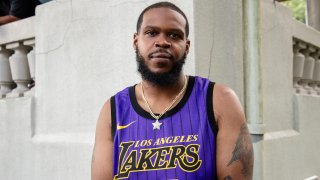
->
xmin=91 ymin=99 xmax=113 ymax=180
xmin=214 ymin=84 xmax=253 ymax=180
xmin=0 ymin=15 xmax=19 ymax=25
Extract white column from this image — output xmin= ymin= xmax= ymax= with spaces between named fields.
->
xmin=243 ymin=0 xmax=264 ymax=179
xmin=24 ymin=39 xmax=36 ymax=90
xmin=0 ymin=46 xmax=14 ymax=98
xmin=301 ymin=46 xmax=316 ymax=94
xmin=293 ymin=41 xmax=306 ymax=93
xmin=6 ymin=42 xmax=32 ymax=97
xmin=312 ymin=52 xmax=320 ymax=95
xmin=306 ymin=0 xmax=320 ymax=31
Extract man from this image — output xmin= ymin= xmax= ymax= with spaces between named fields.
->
xmin=0 ymin=0 xmax=41 ymax=25
xmin=92 ymin=2 xmax=253 ymax=180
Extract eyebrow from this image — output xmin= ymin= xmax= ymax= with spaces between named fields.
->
xmin=143 ymin=26 xmax=184 ymax=35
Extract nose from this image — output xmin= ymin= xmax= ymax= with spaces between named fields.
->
xmin=155 ymin=34 xmax=171 ymax=48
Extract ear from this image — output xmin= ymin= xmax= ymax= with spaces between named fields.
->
xmin=185 ymin=39 xmax=190 ymax=54
xmin=133 ymin=33 xmax=138 ymax=50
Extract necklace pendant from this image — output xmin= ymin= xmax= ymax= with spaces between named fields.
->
xmin=152 ymin=119 xmax=162 ymax=130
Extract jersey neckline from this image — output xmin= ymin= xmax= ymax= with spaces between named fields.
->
xmin=129 ymin=76 xmax=195 ymax=120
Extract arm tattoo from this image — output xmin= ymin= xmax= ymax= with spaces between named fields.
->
xmin=223 ymin=175 xmax=233 ymax=180
xmin=227 ymin=123 xmax=253 ymax=177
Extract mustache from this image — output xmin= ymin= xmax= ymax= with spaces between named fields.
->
xmin=148 ymin=49 xmax=173 ymax=59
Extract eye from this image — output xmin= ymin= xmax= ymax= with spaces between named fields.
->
xmin=145 ymin=30 xmax=158 ymax=37
xmin=168 ymin=33 xmax=182 ymax=40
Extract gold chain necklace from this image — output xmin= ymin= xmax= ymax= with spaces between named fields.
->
xmin=141 ymin=75 xmax=188 ymax=130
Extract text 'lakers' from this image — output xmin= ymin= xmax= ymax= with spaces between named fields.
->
xmin=114 ymin=134 xmax=202 ymax=179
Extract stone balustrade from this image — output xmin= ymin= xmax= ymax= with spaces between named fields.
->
xmin=0 ymin=17 xmax=35 ymax=99
xmin=0 ymin=40 xmax=35 ymax=98
xmin=293 ymin=39 xmax=320 ymax=96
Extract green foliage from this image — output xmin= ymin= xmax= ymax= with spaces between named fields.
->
xmin=282 ymin=0 xmax=306 ymax=23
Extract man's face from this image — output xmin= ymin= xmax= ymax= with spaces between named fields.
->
xmin=133 ymin=7 xmax=190 ymax=86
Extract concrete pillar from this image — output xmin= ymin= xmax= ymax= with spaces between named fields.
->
xmin=310 ymin=50 xmax=320 ymax=95
xmin=24 ymin=39 xmax=36 ymax=90
xmin=243 ymin=0 xmax=264 ymax=179
xmin=0 ymin=46 xmax=14 ymax=98
xmin=293 ymin=41 xmax=307 ymax=93
xmin=7 ymin=42 xmax=32 ymax=96
xmin=301 ymin=46 xmax=316 ymax=94
xmin=307 ymin=0 xmax=320 ymax=31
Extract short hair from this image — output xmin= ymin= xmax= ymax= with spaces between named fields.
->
xmin=136 ymin=2 xmax=189 ymax=38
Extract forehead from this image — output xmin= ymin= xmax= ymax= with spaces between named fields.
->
xmin=141 ymin=7 xmax=186 ymax=33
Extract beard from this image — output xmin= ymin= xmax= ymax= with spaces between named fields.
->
xmin=136 ymin=48 xmax=186 ymax=87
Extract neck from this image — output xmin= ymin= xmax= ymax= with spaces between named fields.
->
xmin=137 ymin=73 xmax=187 ymax=114
xmin=142 ymin=73 xmax=186 ymax=96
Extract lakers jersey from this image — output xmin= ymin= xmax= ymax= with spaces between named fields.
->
xmin=111 ymin=76 xmax=218 ymax=180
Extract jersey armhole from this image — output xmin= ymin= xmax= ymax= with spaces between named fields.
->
xmin=206 ymin=82 xmax=218 ymax=137
xmin=110 ymin=96 xmax=116 ymax=141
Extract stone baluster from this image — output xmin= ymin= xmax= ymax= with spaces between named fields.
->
xmin=6 ymin=42 xmax=32 ymax=97
xmin=24 ymin=39 xmax=35 ymax=91
xmin=312 ymin=51 xmax=320 ymax=95
xmin=0 ymin=46 xmax=14 ymax=98
xmin=293 ymin=41 xmax=306 ymax=93
xmin=300 ymin=45 xmax=316 ymax=94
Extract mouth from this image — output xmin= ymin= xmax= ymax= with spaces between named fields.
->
xmin=148 ymin=51 xmax=173 ymax=60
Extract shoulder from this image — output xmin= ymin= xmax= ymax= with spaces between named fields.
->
xmin=94 ymin=98 xmax=113 ymax=150
xmin=111 ymin=86 xmax=134 ymax=111
xmin=92 ymin=99 xmax=114 ymax=179
xmin=213 ymin=83 xmax=238 ymax=98
xmin=212 ymin=84 xmax=245 ymax=125
xmin=114 ymin=86 xmax=131 ymax=96
xmin=98 ymin=99 xmax=112 ymax=129
xmin=112 ymin=86 xmax=134 ymax=102
xmin=212 ymin=84 xmax=253 ymax=179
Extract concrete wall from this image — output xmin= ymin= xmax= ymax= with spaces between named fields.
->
xmin=1 ymin=0 xmax=320 ymax=179
xmin=35 ymin=0 xmax=195 ymax=136
xmin=262 ymin=0 xmax=320 ymax=179
xmin=34 ymin=1 xmax=194 ymax=179
xmin=307 ymin=0 xmax=320 ymax=31
xmin=1 ymin=0 xmax=194 ymax=179
xmin=0 ymin=97 xmax=34 ymax=179
xmin=194 ymin=0 xmax=244 ymax=103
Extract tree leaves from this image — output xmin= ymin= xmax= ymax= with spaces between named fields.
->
xmin=282 ymin=0 xmax=306 ymax=23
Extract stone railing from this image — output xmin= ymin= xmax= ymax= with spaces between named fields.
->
xmin=293 ymin=21 xmax=320 ymax=96
xmin=0 ymin=17 xmax=35 ymax=98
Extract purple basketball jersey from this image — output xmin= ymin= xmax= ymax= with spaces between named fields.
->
xmin=111 ymin=76 xmax=218 ymax=180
